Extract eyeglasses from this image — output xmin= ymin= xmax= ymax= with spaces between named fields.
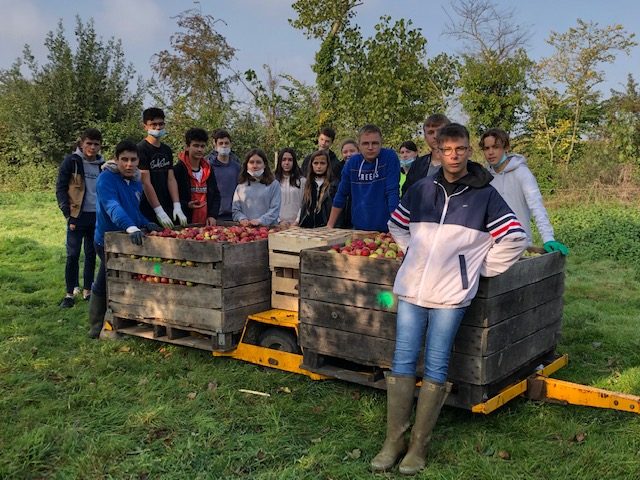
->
xmin=438 ymin=146 xmax=470 ymax=156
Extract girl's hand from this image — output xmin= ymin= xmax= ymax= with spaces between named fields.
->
xmin=239 ymin=219 xmax=250 ymax=227
xmin=249 ymin=219 xmax=261 ymax=226
xmin=206 ymin=217 xmax=217 ymax=226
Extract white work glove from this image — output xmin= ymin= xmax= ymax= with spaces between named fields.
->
xmin=153 ymin=206 xmax=174 ymax=228
xmin=173 ymin=202 xmax=188 ymax=226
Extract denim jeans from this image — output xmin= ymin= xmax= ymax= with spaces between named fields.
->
xmin=391 ymin=299 xmax=467 ymax=384
xmin=92 ymin=243 xmax=107 ymax=297
xmin=64 ymin=213 xmax=96 ymax=294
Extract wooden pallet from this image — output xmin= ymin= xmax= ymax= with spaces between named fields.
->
xmin=298 ymin=246 xmax=566 ymax=409
xmin=104 ymin=231 xmax=272 ymax=349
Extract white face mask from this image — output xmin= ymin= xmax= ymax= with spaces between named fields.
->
xmin=217 ymin=146 xmax=231 ymax=156
xmin=147 ymin=129 xmax=167 ymax=139
xmin=249 ymin=168 xmax=264 ymax=178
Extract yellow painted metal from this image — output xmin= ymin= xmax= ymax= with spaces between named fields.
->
xmin=212 ymin=309 xmax=329 ymax=380
xmin=537 ymin=378 xmax=640 ymax=414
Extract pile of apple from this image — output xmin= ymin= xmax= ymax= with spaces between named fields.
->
xmin=147 ymin=225 xmax=279 ymax=243
xmin=130 ymin=255 xmax=197 ymax=267
xmin=329 ymin=232 xmax=404 ymax=260
xmin=131 ymin=273 xmax=196 ymax=286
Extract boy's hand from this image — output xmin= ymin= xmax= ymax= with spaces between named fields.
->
xmin=126 ymin=226 xmax=144 ymax=246
xmin=249 ymin=219 xmax=261 ymax=226
xmin=239 ymin=219 xmax=250 ymax=227
xmin=543 ymin=240 xmax=569 ymax=256
xmin=143 ymin=222 xmax=163 ymax=233
xmin=154 ymin=207 xmax=174 ymax=228
xmin=206 ymin=217 xmax=216 ymax=226
xmin=173 ymin=202 xmax=188 ymax=227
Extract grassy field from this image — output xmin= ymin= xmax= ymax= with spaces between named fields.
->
xmin=1 ymin=192 xmax=639 ymax=479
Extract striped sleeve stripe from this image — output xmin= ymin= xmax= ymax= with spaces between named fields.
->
xmin=392 ymin=208 xmax=409 ymax=224
xmin=390 ymin=210 xmax=410 ymax=230
xmin=397 ymin=203 xmax=410 ymax=217
xmin=494 ymin=226 xmax=526 ymax=243
xmin=490 ymin=220 xmax=523 ymax=238
xmin=487 ymin=213 xmax=516 ymax=230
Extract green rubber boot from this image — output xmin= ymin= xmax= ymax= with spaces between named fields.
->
xmin=398 ymin=380 xmax=449 ymax=475
xmin=88 ymin=293 xmax=107 ymax=339
xmin=370 ymin=374 xmax=417 ymax=471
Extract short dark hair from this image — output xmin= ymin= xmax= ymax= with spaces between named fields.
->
xmin=142 ymin=107 xmax=165 ymax=123
xmin=358 ymin=124 xmax=382 ymax=139
xmin=185 ymin=128 xmax=209 ymax=145
xmin=341 ymin=139 xmax=358 ymax=151
xmin=80 ymin=128 xmax=102 ymax=143
xmin=319 ymin=127 xmax=336 ymax=141
xmin=423 ymin=114 xmax=450 ymax=130
xmin=115 ymin=140 xmax=138 ymax=159
xmin=399 ymin=140 xmax=418 ymax=152
xmin=479 ymin=128 xmax=510 ymax=150
xmin=437 ymin=123 xmax=470 ymax=144
xmin=212 ymin=128 xmax=231 ymax=143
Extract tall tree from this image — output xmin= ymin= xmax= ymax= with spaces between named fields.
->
xmin=445 ymin=0 xmax=531 ymax=135
xmin=535 ymin=19 xmax=636 ymax=166
xmin=152 ymin=9 xmax=237 ymax=134
xmin=0 ymin=17 xmax=142 ymax=163
xmin=289 ymin=0 xmax=362 ymax=126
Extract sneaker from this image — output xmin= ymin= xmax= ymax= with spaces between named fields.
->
xmin=83 ymin=292 xmax=91 ymax=301
xmin=59 ymin=296 xmax=75 ymax=308
xmin=73 ymin=287 xmax=81 ymax=296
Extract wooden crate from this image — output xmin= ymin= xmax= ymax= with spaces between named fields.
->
xmin=104 ymin=232 xmax=271 ymax=349
xmin=268 ymin=227 xmax=354 ymax=311
xmin=298 ymin=246 xmax=565 ymax=409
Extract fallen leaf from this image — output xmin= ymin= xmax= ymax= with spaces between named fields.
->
xmin=118 ymin=345 xmax=131 ymax=353
xmin=159 ymin=347 xmax=172 ymax=358
xmin=138 ymin=377 xmax=149 ymax=386
xmin=345 ymin=448 xmax=361 ymax=460
xmin=207 ymin=381 xmax=218 ymax=392
xmin=256 ymin=450 xmax=266 ymax=460
xmin=187 ymin=392 xmax=197 ymax=400
xmin=350 ymin=390 xmax=361 ymax=401
xmin=311 ymin=437 xmax=322 ymax=444
xmin=572 ymin=432 xmax=586 ymax=443
xmin=498 ymin=450 xmax=510 ymax=460
xmin=482 ymin=446 xmax=495 ymax=457
xmin=591 ymin=342 xmax=602 ymax=349
xmin=278 ymin=386 xmax=292 ymax=394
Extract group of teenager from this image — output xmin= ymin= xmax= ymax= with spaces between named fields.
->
xmin=56 ymin=107 xmax=568 ymax=475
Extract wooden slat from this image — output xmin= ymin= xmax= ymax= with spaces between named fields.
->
xmin=220 ymin=238 xmax=269 ymax=265
xmin=300 ymin=248 xmax=401 ymax=284
xmin=299 ymin=273 xmax=395 ymax=312
xmin=271 ymin=293 xmax=299 ymax=312
xmin=476 ymin=252 xmax=565 ymax=298
xmin=272 ymin=275 xmax=298 ymax=295
xmin=105 ymin=231 xmax=223 ymax=262
xmin=220 ymin=260 xmax=270 ymax=287
xmin=108 ymin=277 xmax=222 ymax=308
xmin=269 ymin=251 xmax=300 ymax=269
xmin=300 ymin=299 xmax=396 ymax=338
xmin=268 ymin=227 xmax=353 ymax=253
xmin=117 ymin=324 xmax=216 ymax=351
xmin=106 ymin=256 xmax=223 ymax=286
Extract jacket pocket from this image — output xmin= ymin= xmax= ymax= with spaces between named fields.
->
xmin=458 ymin=254 xmax=469 ymax=290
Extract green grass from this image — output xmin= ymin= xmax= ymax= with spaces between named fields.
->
xmin=1 ymin=192 xmax=639 ymax=479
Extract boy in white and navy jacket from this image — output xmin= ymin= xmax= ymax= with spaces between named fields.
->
xmin=371 ymin=123 xmax=527 ymax=475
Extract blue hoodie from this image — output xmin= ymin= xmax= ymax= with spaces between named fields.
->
xmin=332 ymin=148 xmax=400 ymax=232
xmin=94 ymin=166 xmax=150 ymax=246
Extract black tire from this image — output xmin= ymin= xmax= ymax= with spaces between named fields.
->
xmin=258 ymin=328 xmax=301 ymax=354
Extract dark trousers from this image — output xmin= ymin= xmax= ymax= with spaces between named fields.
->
xmin=64 ymin=212 xmax=96 ymax=294
xmin=92 ymin=243 xmax=106 ymax=297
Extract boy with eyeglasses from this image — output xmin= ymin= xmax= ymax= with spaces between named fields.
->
xmin=371 ymin=123 xmax=527 ymax=475
xmin=137 ymin=107 xmax=187 ymax=229
xmin=402 ymin=113 xmax=450 ymax=196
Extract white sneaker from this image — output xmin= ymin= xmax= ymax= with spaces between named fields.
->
xmin=73 ymin=287 xmax=81 ymax=296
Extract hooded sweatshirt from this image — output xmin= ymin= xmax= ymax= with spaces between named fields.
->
xmin=207 ymin=151 xmax=241 ymax=217
xmin=175 ymin=151 xmax=221 ymax=224
xmin=389 ymin=161 xmax=527 ymax=308
xmin=332 ymin=148 xmax=400 ymax=232
xmin=487 ymin=154 xmax=554 ymax=245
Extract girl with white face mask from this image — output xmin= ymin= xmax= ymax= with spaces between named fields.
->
xmin=299 ymin=150 xmax=334 ymax=228
xmin=231 ymin=149 xmax=281 ymax=226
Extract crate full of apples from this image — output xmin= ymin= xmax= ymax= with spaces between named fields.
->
xmin=328 ymin=232 xmax=404 ymax=260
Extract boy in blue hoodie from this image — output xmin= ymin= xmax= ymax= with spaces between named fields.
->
xmin=88 ymin=140 xmax=162 ymax=339
xmin=327 ymin=124 xmax=400 ymax=231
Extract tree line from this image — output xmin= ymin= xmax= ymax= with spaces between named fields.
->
xmin=0 ymin=0 xmax=637 ymax=192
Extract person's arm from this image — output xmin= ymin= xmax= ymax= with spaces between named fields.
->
xmin=327 ymin=158 xmax=351 ymax=228
xmin=387 ymin=191 xmax=412 ymax=253
xmin=385 ymin=151 xmax=401 ymax=214
xmin=206 ymin=167 xmax=221 ymax=223
xmin=167 ymin=169 xmax=187 ymax=226
xmin=481 ymin=189 xmax=528 ymax=277
xmin=98 ymin=176 xmax=137 ymax=231
xmin=55 ymin=156 xmax=73 ymax=219
xmin=519 ymin=167 xmax=554 ymax=244
xmin=173 ymin=163 xmax=191 ymax=218
xmin=258 ymin=182 xmax=282 ymax=226
xmin=232 ymin=184 xmax=248 ymax=222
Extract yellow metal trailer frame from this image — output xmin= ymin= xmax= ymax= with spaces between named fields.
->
xmin=216 ymin=309 xmax=640 ymax=415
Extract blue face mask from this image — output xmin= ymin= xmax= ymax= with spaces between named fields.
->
xmin=494 ymin=153 xmax=508 ymax=169
xmin=400 ymin=158 xmax=415 ymax=169
xmin=148 ymin=128 xmax=167 ymax=139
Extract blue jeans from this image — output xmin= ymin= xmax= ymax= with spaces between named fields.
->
xmin=392 ymin=299 xmax=467 ymax=384
xmin=64 ymin=213 xmax=96 ymax=294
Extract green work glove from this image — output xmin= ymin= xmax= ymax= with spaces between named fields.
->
xmin=543 ymin=240 xmax=569 ymax=256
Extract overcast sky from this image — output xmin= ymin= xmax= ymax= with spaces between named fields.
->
xmin=1 ymin=0 xmax=638 ymax=102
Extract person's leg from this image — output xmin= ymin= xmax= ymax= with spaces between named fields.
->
xmin=88 ymin=243 xmax=107 ymax=338
xmin=61 ymin=225 xmax=82 ymax=307
xmin=371 ymin=300 xmax=428 ymax=471
xmin=81 ymin=217 xmax=96 ymax=299
xmin=399 ymin=307 xmax=466 ymax=474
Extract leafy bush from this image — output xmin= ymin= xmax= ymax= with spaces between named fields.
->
xmin=0 ymin=162 xmax=58 ymax=192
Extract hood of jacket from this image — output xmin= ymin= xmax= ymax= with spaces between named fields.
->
xmin=101 ymin=160 xmax=141 ymax=182
xmin=207 ymin=150 xmax=240 ymax=167
xmin=178 ymin=150 xmax=211 ymax=179
xmin=488 ymin=153 xmax=527 ymax=175
xmin=74 ymin=147 xmax=104 ymax=164
xmin=436 ymin=160 xmax=493 ymax=189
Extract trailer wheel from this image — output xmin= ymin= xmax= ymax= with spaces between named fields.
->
xmin=258 ymin=328 xmax=301 ymax=354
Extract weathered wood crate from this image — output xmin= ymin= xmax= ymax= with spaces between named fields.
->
xmin=104 ymin=231 xmax=271 ymax=350
xmin=298 ymin=246 xmax=565 ymax=409
xmin=268 ymin=227 xmax=354 ymax=311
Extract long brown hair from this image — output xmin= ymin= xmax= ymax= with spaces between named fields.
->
xmin=303 ymin=150 xmax=332 ymax=213
xmin=274 ymin=147 xmax=303 ymax=187
xmin=238 ymin=148 xmax=275 ymax=185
